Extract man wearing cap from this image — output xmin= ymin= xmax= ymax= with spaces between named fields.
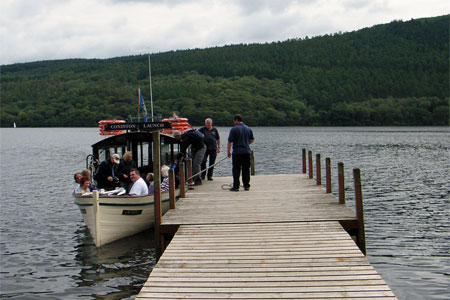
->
xmin=94 ymin=154 xmax=120 ymax=190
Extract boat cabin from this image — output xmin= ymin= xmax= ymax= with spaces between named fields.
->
xmin=89 ymin=131 xmax=180 ymax=178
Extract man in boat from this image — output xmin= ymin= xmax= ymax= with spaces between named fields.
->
xmin=94 ymin=154 xmax=120 ymax=190
xmin=73 ymin=172 xmax=82 ymax=193
xmin=227 ymin=114 xmax=254 ymax=191
xmin=173 ymin=129 xmax=206 ymax=186
xmin=199 ymin=118 xmax=221 ymax=181
xmin=128 ymin=169 xmax=148 ymax=196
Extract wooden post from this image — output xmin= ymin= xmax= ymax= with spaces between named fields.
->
xmin=316 ymin=154 xmax=321 ymax=185
xmin=152 ymin=131 xmax=164 ymax=253
xmin=93 ymin=190 xmax=100 ymax=247
xmin=250 ymin=150 xmax=255 ymax=176
xmin=302 ymin=148 xmax=306 ymax=174
xmin=326 ymin=157 xmax=332 ymax=193
xmin=338 ymin=162 xmax=345 ymax=204
xmin=187 ymin=158 xmax=193 ymax=186
xmin=179 ymin=161 xmax=186 ymax=198
xmin=169 ymin=168 xmax=175 ymax=209
xmin=308 ymin=151 xmax=313 ymax=179
xmin=353 ymin=168 xmax=366 ymax=255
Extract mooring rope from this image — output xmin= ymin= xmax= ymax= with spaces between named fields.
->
xmin=186 ymin=156 xmax=229 ymax=181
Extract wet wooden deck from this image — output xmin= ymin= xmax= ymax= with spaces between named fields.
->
xmin=136 ymin=174 xmax=397 ymax=299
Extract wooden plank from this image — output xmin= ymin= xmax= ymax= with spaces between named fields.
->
xmin=137 ymin=291 xmax=396 ymax=299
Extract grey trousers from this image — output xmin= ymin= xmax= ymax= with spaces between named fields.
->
xmin=191 ymin=145 xmax=206 ymax=182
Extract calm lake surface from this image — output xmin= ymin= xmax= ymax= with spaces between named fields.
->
xmin=0 ymin=127 xmax=449 ymax=299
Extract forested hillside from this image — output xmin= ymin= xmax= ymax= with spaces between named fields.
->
xmin=1 ymin=15 xmax=448 ymax=127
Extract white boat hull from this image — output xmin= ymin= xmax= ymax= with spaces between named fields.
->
xmin=74 ymin=191 xmax=175 ymax=247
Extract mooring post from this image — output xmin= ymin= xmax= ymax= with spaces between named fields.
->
xmin=187 ymin=158 xmax=193 ymax=186
xmin=326 ymin=157 xmax=332 ymax=193
xmin=316 ymin=154 xmax=321 ymax=185
xmin=152 ymin=131 xmax=164 ymax=254
xmin=179 ymin=161 xmax=186 ymax=198
xmin=250 ymin=150 xmax=255 ymax=175
xmin=302 ymin=148 xmax=307 ymax=174
xmin=169 ymin=168 xmax=175 ymax=209
xmin=353 ymin=168 xmax=366 ymax=255
xmin=308 ymin=151 xmax=313 ymax=179
xmin=338 ymin=162 xmax=345 ymax=204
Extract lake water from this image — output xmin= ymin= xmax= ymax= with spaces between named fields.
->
xmin=0 ymin=127 xmax=449 ymax=299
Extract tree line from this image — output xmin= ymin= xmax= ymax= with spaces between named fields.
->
xmin=1 ymin=15 xmax=448 ymax=127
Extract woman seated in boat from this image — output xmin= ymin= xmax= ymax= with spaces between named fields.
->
xmin=146 ymin=173 xmax=154 ymax=195
xmin=161 ymin=165 xmax=170 ymax=193
xmin=77 ymin=176 xmax=98 ymax=194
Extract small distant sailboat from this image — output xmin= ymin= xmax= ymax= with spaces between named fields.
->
xmin=13 ymin=122 xmax=16 ymax=128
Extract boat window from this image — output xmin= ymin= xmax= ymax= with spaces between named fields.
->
xmin=137 ymin=143 xmax=150 ymax=166
xmin=98 ymin=149 xmax=106 ymax=162
xmin=161 ymin=144 xmax=170 ymax=165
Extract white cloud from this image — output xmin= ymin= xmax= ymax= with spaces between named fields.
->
xmin=0 ymin=0 xmax=448 ymax=65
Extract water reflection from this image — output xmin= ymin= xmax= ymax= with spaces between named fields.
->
xmin=73 ymin=227 xmax=157 ymax=300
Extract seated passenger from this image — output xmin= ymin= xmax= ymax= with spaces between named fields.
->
xmin=74 ymin=172 xmax=82 ymax=193
xmin=128 ymin=169 xmax=148 ymax=196
xmin=81 ymin=169 xmax=91 ymax=178
xmin=80 ymin=169 xmax=99 ymax=191
xmin=146 ymin=173 xmax=155 ymax=195
xmin=78 ymin=176 xmax=92 ymax=194
xmin=161 ymin=165 xmax=170 ymax=193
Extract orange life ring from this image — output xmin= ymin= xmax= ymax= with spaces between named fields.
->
xmin=99 ymin=120 xmax=125 ymax=135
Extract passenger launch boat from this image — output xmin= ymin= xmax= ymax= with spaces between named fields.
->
xmin=74 ymin=120 xmax=189 ymax=247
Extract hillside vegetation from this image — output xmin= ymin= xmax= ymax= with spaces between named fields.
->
xmin=1 ymin=15 xmax=448 ymax=127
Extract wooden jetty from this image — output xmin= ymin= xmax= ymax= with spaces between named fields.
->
xmin=136 ymin=170 xmax=397 ymax=299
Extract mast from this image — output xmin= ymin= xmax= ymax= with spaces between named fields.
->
xmin=137 ymin=87 xmax=141 ymax=122
xmin=148 ymin=54 xmax=154 ymax=120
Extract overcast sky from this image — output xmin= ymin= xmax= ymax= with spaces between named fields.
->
xmin=0 ymin=0 xmax=447 ymax=65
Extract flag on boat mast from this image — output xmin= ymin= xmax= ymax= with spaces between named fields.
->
xmin=138 ymin=87 xmax=149 ymax=122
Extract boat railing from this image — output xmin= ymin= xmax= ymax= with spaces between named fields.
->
xmin=129 ymin=115 xmax=163 ymax=122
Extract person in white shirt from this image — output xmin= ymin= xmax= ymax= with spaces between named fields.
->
xmin=128 ymin=169 xmax=148 ymax=196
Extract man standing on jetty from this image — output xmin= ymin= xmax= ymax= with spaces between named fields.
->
xmin=199 ymin=118 xmax=221 ymax=181
xmin=227 ymin=114 xmax=254 ymax=191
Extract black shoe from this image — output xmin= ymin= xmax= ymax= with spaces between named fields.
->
xmin=229 ymin=187 xmax=239 ymax=192
xmin=194 ymin=180 xmax=202 ymax=186
xmin=207 ymin=177 xmax=213 ymax=181
xmin=244 ymin=187 xmax=250 ymax=191
xmin=201 ymin=176 xmax=206 ymax=180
